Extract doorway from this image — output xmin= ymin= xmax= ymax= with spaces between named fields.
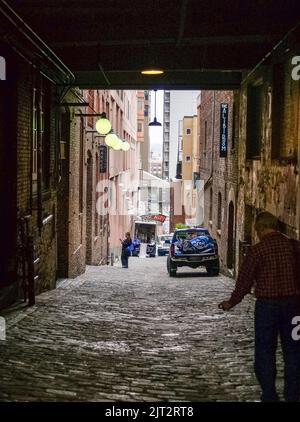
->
xmin=227 ymin=201 xmax=234 ymax=269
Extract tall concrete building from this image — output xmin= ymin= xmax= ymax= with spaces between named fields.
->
xmin=162 ymin=90 xmax=199 ymax=180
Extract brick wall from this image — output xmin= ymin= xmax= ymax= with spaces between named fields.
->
xmin=236 ymin=28 xmax=300 ymax=270
xmin=16 ymin=58 xmax=57 ymax=295
xmin=199 ymin=90 xmax=238 ymax=275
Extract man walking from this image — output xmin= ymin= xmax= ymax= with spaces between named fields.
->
xmin=219 ymin=211 xmax=300 ymax=402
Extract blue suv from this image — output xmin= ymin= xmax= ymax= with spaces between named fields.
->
xmin=167 ymin=228 xmax=219 ymax=277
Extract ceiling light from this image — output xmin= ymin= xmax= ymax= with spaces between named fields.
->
xmin=141 ymin=68 xmax=164 ymax=75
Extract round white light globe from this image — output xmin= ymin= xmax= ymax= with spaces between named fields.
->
xmin=96 ymin=117 xmax=112 ymax=135
xmin=112 ymin=138 xmax=122 ymax=150
xmin=121 ymin=141 xmax=130 ymax=151
xmin=105 ymin=133 xmax=119 ymax=147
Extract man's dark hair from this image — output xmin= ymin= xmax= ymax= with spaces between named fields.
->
xmin=255 ymin=212 xmax=279 ymax=231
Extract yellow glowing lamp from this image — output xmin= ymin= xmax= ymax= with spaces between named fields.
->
xmin=95 ymin=113 xmax=112 ymax=135
xmin=112 ymin=138 xmax=123 ymax=150
xmin=141 ymin=68 xmax=164 ymax=75
xmin=121 ymin=141 xmax=130 ymax=151
xmin=105 ymin=133 xmax=119 ymax=147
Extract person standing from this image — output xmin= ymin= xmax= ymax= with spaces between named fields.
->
xmin=120 ymin=232 xmax=132 ymax=268
xmin=219 ymin=211 xmax=300 ymax=402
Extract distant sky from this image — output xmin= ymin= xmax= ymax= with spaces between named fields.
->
xmin=149 ymin=90 xmax=164 ymax=157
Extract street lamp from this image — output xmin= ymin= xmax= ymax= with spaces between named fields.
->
xmin=96 ymin=112 xmax=112 ymax=135
xmin=149 ymin=89 xmax=162 ymax=126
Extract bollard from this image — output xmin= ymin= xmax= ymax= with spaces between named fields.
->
xmin=110 ymin=252 xmax=114 ymax=266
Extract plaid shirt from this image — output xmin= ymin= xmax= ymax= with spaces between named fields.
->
xmin=229 ymin=231 xmax=300 ymax=306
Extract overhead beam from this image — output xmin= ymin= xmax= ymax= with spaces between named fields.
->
xmin=50 ymin=35 xmax=278 ymax=48
xmin=70 ymin=70 xmax=242 ymax=90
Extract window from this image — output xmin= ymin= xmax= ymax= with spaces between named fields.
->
xmin=79 ymin=118 xmax=84 ymax=213
xmin=126 ymin=98 xmax=130 ymax=120
xmin=246 ymin=83 xmax=263 ymax=159
xmin=32 ymin=88 xmax=38 ymax=195
xmin=232 ymin=102 xmax=236 ymax=150
xmin=87 ymin=90 xmax=94 ymax=127
xmin=32 ymin=81 xmax=51 ymax=195
xmin=271 ymin=63 xmax=294 ymax=159
xmin=185 ymin=156 xmax=191 ymax=162
xmin=138 ymin=99 xmax=143 ymax=112
xmin=138 ymin=122 xmax=143 ymax=132
xmin=60 ymin=109 xmax=69 ymax=161
xmin=186 ymin=128 xmax=191 ymax=135
xmin=41 ymin=84 xmax=51 ymax=190
xmin=95 ymin=153 xmax=99 ymax=236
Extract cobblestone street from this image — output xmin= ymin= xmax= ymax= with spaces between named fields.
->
xmin=0 ymin=257 xmax=283 ymax=402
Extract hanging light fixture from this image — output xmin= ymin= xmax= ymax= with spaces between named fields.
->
xmin=105 ymin=132 xmax=119 ymax=147
xmin=121 ymin=141 xmax=130 ymax=151
xmin=96 ymin=112 xmax=112 ymax=135
xmin=111 ymin=137 xmax=123 ymax=150
xmin=149 ymin=89 xmax=162 ymax=126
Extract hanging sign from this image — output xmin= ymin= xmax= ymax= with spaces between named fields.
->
xmin=220 ymin=103 xmax=228 ymax=158
xmin=99 ymin=145 xmax=107 ymax=173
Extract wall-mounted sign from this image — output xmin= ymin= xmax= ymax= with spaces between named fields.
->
xmin=99 ymin=145 xmax=107 ymax=173
xmin=220 ymin=103 xmax=228 ymax=158
xmin=140 ymin=214 xmax=167 ymax=223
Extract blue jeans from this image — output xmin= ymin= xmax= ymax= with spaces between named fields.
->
xmin=255 ymin=298 xmax=300 ymax=402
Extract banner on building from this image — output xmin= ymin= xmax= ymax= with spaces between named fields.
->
xmin=99 ymin=145 xmax=107 ymax=173
xmin=220 ymin=103 xmax=228 ymax=158
xmin=140 ymin=214 xmax=167 ymax=223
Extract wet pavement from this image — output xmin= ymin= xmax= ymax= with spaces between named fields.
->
xmin=0 ymin=256 xmax=284 ymax=401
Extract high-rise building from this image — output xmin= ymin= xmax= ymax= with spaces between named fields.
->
xmin=162 ymin=90 xmax=199 ymax=180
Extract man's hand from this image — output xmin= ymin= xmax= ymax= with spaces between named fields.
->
xmin=218 ymin=300 xmax=233 ymax=311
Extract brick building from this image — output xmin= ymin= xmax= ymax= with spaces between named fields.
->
xmin=199 ymin=90 xmax=239 ymax=275
xmin=235 ymin=26 xmax=300 ymax=270
xmin=0 ymin=10 xmax=81 ymax=308
xmin=0 ymin=9 xmax=141 ymax=308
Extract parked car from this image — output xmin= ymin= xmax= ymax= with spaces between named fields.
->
xmin=157 ymin=234 xmax=173 ymax=256
xmin=167 ymin=228 xmax=219 ymax=277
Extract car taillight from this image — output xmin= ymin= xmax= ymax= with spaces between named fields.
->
xmin=170 ymin=244 xmax=175 ymax=256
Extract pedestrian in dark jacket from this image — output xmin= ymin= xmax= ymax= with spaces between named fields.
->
xmin=120 ymin=232 xmax=132 ymax=268
xmin=219 ymin=211 xmax=300 ymax=402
